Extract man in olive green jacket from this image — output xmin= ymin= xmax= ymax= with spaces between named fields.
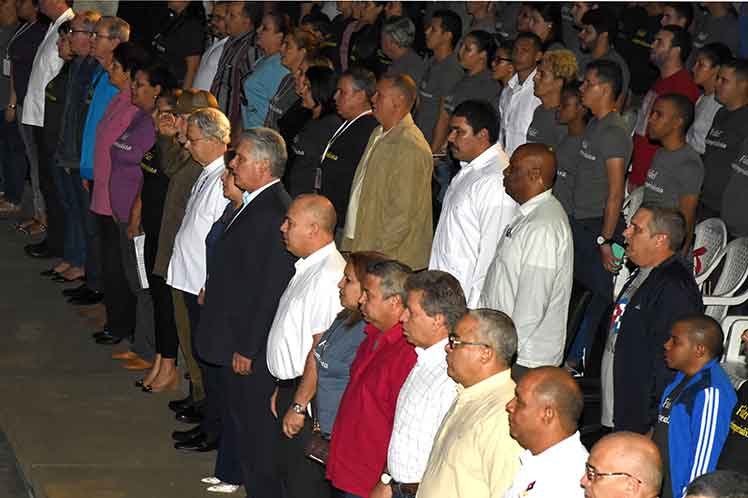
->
xmin=342 ymin=73 xmax=434 ymax=270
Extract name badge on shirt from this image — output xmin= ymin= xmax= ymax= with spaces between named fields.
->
xmin=2 ymin=57 xmax=10 ymax=78
xmin=314 ymin=167 xmax=322 ymax=192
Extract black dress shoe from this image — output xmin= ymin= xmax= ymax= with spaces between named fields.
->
xmin=24 ymin=241 xmax=54 ymax=259
xmin=95 ymin=332 xmax=124 ymax=345
xmin=168 ymin=395 xmax=193 ymax=413
xmin=92 ymin=329 xmax=110 ymax=339
xmin=174 ymin=434 xmax=217 ymax=452
xmin=68 ymin=290 xmax=104 ymax=306
xmin=63 ymin=283 xmax=89 ymax=297
xmin=40 ymin=268 xmax=58 ymax=277
xmin=172 ymin=425 xmax=203 ymax=442
xmin=175 ymin=405 xmax=203 ymax=424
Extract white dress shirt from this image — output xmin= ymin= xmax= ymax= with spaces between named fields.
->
xmin=430 ymin=143 xmax=518 ymax=307
xmin=193 ymin=36 xmax=228 ymax=91
xmin=502 ymin=432 xmax=588 ymax=498
xmin=167 ymin=157 xmax=228 ymax=295
xmin=387 ymin=338 xmax=457 ymax=483
xmin=498 ymin=69 xmax=541 ymax=157
xmin=266 ymin=242 xmax=345 ymax=380
xmin=21 ymin=8 xmax=74 ymax=126
xmin=479 ymin=190 xmax=573 ymax=368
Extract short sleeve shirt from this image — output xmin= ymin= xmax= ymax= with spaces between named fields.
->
xmin=553 ymin=134 xmax=582 ymax=216
xmin=701 ymin=106 xmax=748 ymax=212
xmin=7 ymin=21 xmax=47 ymax=104
xmin=643 ymin=145 xmax=704 ymax=210
xmin=314 ymin=317 xmax=367 ymax=435
xmin=721 ymin=139 xmax=748 ymax=237
xmin=526 ymin=106 xmax=566 ymax=149
xmin=573 ymin=112 xmax=632 ymax=219
xmin=687 ymin=93 xmax=722 ymax=155
xmin=444 ymin=70 xmax=500 ymax=116
xmin=151 ymin=12 xmax=205 ymax=85
xmin=414 ymin=53 xmax=464 ymax=144
xmin=387 ymin=49 xmax=426 ymax=89
xmin=717 ymin=381 xmax=748 ymax=473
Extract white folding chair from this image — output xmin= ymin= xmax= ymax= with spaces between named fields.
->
xmin=693 ymin=218 xmax=728 ymax=291
xmin=703 ymin=237 xmax=748 ymax=325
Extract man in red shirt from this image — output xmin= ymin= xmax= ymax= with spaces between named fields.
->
xmin=629 ymin=25 xmax=700 ymax=188
xmin=327 ymin=259 xmax=417 ymax=498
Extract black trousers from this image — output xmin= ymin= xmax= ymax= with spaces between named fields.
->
xmin=99 ymin=214 xmax=135 ymax=338
xmin=184 ymin=292 xmax=222 ymax=441
xmin=33 ymin=126 xmax=65 ymax=256
xmin=226 ymin=356 xmax=281 ymax=498
xmin=276 ymin=381 xmax=332 ymax=498
xmin=143 ymin=227 xmax=178 ymax=358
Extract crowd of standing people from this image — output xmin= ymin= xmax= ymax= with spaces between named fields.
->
xmin=1 ymin=1 xmax=748 ymax=497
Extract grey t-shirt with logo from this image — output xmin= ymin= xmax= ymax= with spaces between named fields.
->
xmin=387 ymin=48 xmax=426 ymax=90
xmin=553 ymin=134 xmax=583 ymax=216
xmin=526 ymin=105 xmax=566 ymax=150
xmin=701 ymin=106 xmax=748 ymax=212
xmin=573 ymin=111 xmax=633 ymax=219
xmin=643 ymin=144 xmax=704 ymax=209
xmin=414 ymin=52 xmax=464 ymax=145
xmin=721 ymin=138 xmax=748 ymax=237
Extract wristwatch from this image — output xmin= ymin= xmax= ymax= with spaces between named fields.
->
xmin=380 ymin=473 xmax=392 ymax=485
xmin=291 ymin=402 xmax=306 ymax=415
xmin=6 ymin=104 xmax=16 ymax=110
xmin=596 ymin=235 xmax=613 ymax=246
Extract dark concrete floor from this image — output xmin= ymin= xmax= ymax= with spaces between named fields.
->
xmin=0 ymin=217 xmax=217 ymax=498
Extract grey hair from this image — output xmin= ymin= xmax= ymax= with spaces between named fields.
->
xmin=382 ymin=15 xmax=416 ymax=48
xmin=365 ymin=260 xmax=412 ymax=304
xmin=640 ymin=204 xmax=686 ymax=252
xmin=469 ymin=309 xmax=517 ymax=366
xmin=188 ymin=108 xmax=231 ymax=145
xmin=404 ymin=270 xmax=467 ymax=332
xmin=100 ymin=16 xmax=131 ymax=42
xmin=238 ymin=127 xmax=288 ymax=179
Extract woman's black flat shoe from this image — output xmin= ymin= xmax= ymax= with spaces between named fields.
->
xmin=135 ymin=379 xmax=145 ymax=388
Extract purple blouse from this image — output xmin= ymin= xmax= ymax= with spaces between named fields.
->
xmin=90 ymin=90 xmax=138 ymax=216
xmin=109 ymin=109 xmax=156 ymax=222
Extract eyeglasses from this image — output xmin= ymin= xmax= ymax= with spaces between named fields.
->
xmin=447 ymin=334 xmax=491 ymax=350
xmin=69 ymin=29 xmax=93 ymax=36
xmin=584 ymin=463 xmax=643 ymax=484
xmin=91 ymin=32 xmax=115 ymax=40
xmin=494 ymin=57 xmax=513 ymax=64
xmin=185 ymin=136 xmax=210 ymax=145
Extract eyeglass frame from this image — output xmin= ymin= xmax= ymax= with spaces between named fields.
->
xmin=91 ymin=32 xmax=116 ymax=40
xmin=447 ymin=333 xmax=492 ymax=350
xmin=584 ymin=463 xmax=643 ymax=485
xmin=69 ymin=29 xmax=93 ymax=36
xmin=493 ymin=56 xmax=513 ymax=64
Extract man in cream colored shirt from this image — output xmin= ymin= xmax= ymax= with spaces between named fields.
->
xmin=479 ymin=144 xmax=573 ymax=379
xmin=429 ymin=100 xmax=517 ymax=306
xmin=504 ymin=367 xmax=588 ymax=498
xmin=417 ymin=309 xmax=522 ymax=498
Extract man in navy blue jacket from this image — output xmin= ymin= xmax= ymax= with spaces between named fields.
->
xmin=600 ymin=206 xmax=703 ymax=434
xmin=654 ymin=314 xmax=737 ymax=498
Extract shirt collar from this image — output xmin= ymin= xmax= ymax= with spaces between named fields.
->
xmin=458 ymin=369 xmax=513 ymax=401
xmin=519 ymin=431 xmax=583 ymax=463
xmin=518 ymin=189 xmax=553 ymax=216
xmin=509 ymin=68 xmax=537 ymax=90
xmin=294 ymin=242 xmax=337 ymax=273
xmin=364 ymin=321 xmax=406 ymax=346
xmin=415 ymin=337 xmax=448 ymax=363
xmin=203 ymin=156 xmax=225 ymax=175
xmin=243 ymin=178 xmax=279 ymax=206
xmin=460 ymin=143 xmax=509 ymax=171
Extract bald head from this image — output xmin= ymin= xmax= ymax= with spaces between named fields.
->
xmin=294 ymin=194 xmax=337 ymax=235
xmin=504 ymin=144 xmax=557 ymax=204
xmin=530 ymin=367 xmax=584 ymax=433
xmin=586 ymin=432 xmax=663 ymax=496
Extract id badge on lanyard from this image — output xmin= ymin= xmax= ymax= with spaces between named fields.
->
xmin=2 ymin=56 xmax=10 ymax=77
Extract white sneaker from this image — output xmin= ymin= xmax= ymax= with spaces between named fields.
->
xmin=201 ymin=477 xmax=221 ymax=485
xmin=207 ymin=483 xmax=240 ymax=493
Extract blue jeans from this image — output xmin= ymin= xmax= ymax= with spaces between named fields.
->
xmin=0 ymin=119 xmax=28 ymax=205
xmin=52 ymin=167 xmax=87 ymax=267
